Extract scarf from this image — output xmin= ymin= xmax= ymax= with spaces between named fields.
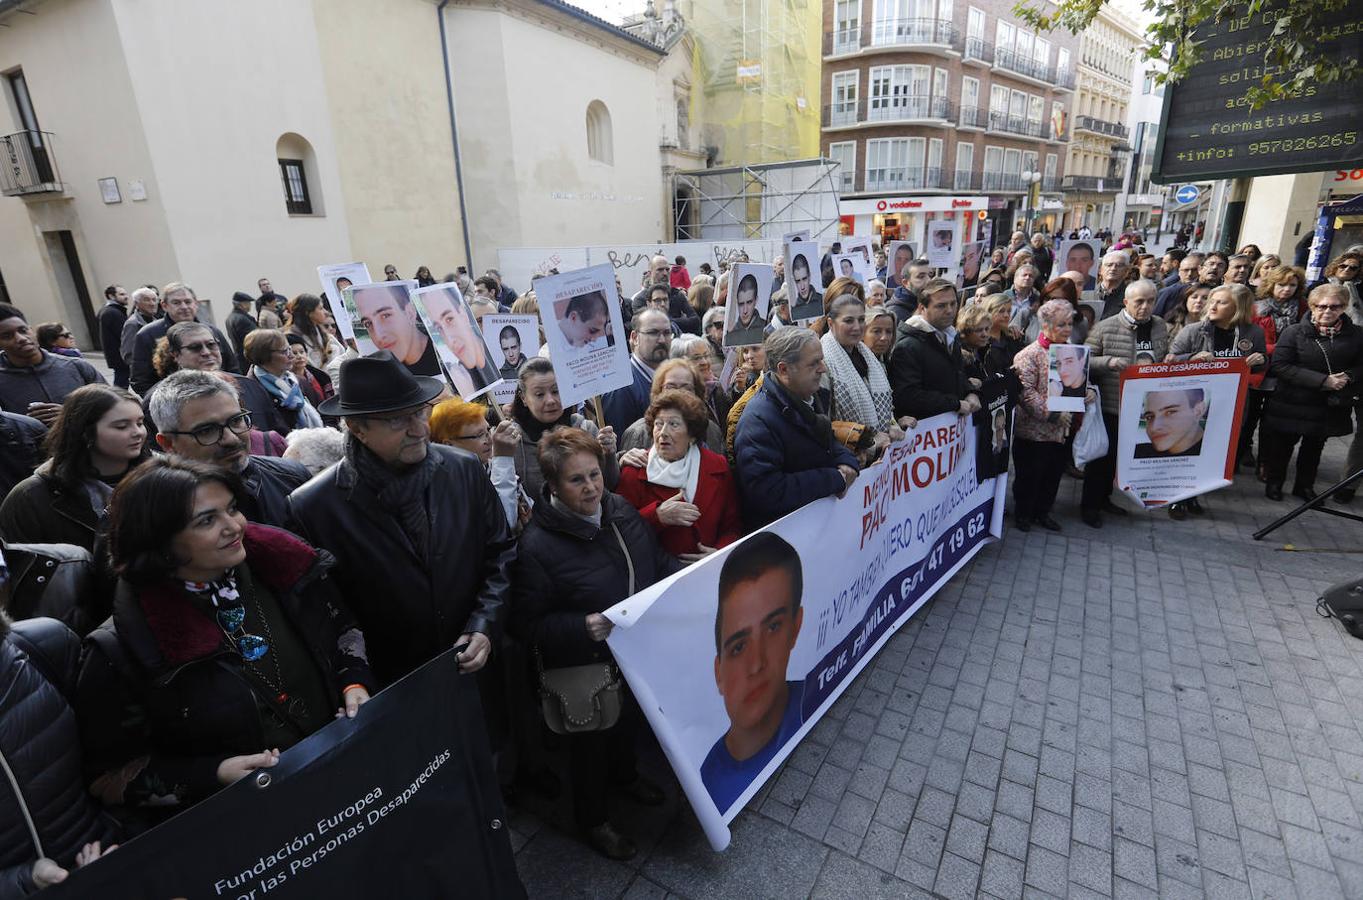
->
xmin=1262 ymin=297 xmax=1299 ymax=338
xmin=1315 ymin=318 xmax=1343 ymax=338
xmin=512 ymin=398 xmax=573 ymax=443
xmin=255 ymin=367 xmax=323 ymax=428
xmin=646 ymin=441 xmax=702 ymax=502
xmin=345 ymin=433 xmax=433 ymax=560
xmin=550 ymin=493 xmax=602 ymax=527
xmin=1037 ymin=331 xmax=1053 ymax=350
xmin=820 ymin=331 xmax=894 ymax=430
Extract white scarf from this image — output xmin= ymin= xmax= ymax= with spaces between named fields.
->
xmin=820 ymin=330 xmax=894 ymax=430
xmin=646 ymin=440 xmax=701 ymax=502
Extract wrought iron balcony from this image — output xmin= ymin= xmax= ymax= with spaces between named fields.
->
xmin=1062 ymin=175 xmax=1118 ymax=193
xmin=986 ymin=112 xmax=1047 ymax=140
xmin=1074 ymin=115 xmax=1129 ymax=140
xmin=958 ymin=106 xmax=985 ymax=129
xmin=994 ymin=48 xmax=1061 ymax=84
xmin=866 ymin=95 xmax=954 ymax=124
xmin=869 ymin=17 xmax=958 ymax=50
xmin=962 ymin=37 xmax=994 ymax=65
xmin=1042 ymin=175 xmax=1061 ymax=193
xmin=864 ymin=167 xmax=948 ymax=193
xmin=0 ymin=130 xmax=62 ymax=197
xmin=823 ymin=104 xmax=861 ymax=128
xmin=830 ymin=26 xmax=860 ymax=55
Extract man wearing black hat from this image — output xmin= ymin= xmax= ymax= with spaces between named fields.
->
xmin=287 ymin=351 xmax=515 ymax=686
xmin=225 ymin=291 xmax=258 ymax=362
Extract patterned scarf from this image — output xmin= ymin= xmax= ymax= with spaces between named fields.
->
xmin=820 ymin=331 xmax=894 ymax=430
xmin=345 ymin=433 xmax=433 ymax=561
xmin=1315 ymin=318 xmax=1343 ymax=339
xmin=1262 ymin=297 xmax=1300 ymax=339
xmin=254 ymin=367 xmax=323 ymax=429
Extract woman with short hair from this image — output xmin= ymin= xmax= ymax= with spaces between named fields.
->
xmin=285 ymin=293 xmax=353 ymax=380
xmin=284 ymin=332 xmax=334 ymax=409
xmin=863 ymin=306 xmax=897 ymax=365
xmin=242 ymin=330 xmax=323 ymax=436
xmin=670 ymin=333 xmax=731 ymax=428
xmin=430 ymin=397 xmax=529 ymax=530
xmin=35 ymin=322 xmax=81 ymax=358
xmin=1322 ymin=250 xmax=1363 ymax=324
xmin=617 ymin=359 xmax=725 ymax=455
xmin=510 ymin=358 xmax=617 ymax=499
xmin=0 ymin=384 xmax=147 ymax=551
xmin=511 ymin=429 xmax=681 ymax=860
xmin=76 ymin=456 xmax=373 ymax=816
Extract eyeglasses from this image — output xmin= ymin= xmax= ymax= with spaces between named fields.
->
xmin=1313 ymin=304 xmax=1346 ymax=312
xmin=179 ymin=340 xmax=219 ymax=354
xmin=455 ymin=426 xmax=490 ymax=442
xmin=636 ymin=329 xmax=668 ymax=338
xmin=369 ymin=405 xmax=432 ymax=432
xmin=213 ymin=601 xmax=269 ymax=661
xmin=163 ymin=411 xmax=252 ymax=446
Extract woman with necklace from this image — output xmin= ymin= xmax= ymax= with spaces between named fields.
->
xmin=75 ymin=457 xmax=373 ymax=816
xmin=0 ymin=384 xmax=148 ymax=551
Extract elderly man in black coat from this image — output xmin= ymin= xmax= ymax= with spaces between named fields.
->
xmin=288 ymin=352 xmax=515 ymax=686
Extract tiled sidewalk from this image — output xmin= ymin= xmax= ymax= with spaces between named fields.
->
xmin=511 ymin=442 xmax=1363 ymax=899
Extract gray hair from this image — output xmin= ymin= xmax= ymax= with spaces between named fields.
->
xmin=1102 ymin=251 xmax=1131 ymax=267
xmin=670 ymin=333 xmax=707 ymax=358
xmin=148 ymin=368 xmax=238 ymax=433
xmin=468 ymin=296 xmax=498 ymax=313
xmin=283 ymin=427 xmax=345 ymax=475
xmin=764 ymin=325 xmax=819 ymax=372
xmin=162 ymin=280 xmax=196 ymax=301
xmin=701 ymin=306 xmax=726 ymax=330
xmin=1126 ymin=278 xmax=1159 ymax=300
xmin=866 ymin=278 xmax=886 ymax=294
xmin=130 ymin=287 xmax=158 ymax=306
xmin=1014 ymin=263 xmax=1039 ymax=278
xmin=1228 ymin=253 xmax=1252 ymax=264
xmin=1037 ymin=299 xmax=1075 ymax=328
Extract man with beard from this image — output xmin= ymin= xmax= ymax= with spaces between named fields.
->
xmin=600 ymin=309 xmax=672 ymax=433
xmin=149 ymin=370 xmax=310 ymax=528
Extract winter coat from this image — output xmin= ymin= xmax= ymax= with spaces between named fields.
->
xmin=76 ymin=524 xmax=374 ymax=809
xmin=1167 ymin=320 xmax=1267 ymax=368
xmin=96 ymin=300 xmax=128 ymax=373
xmin=0 ymin=412 xmax=44 ymax=501
xmin=1 ymin=540 xmax=102 ymax=636
xmin=119 ymin=310 xmax=155 ymax=367
xmin=619 ymin=417 xmax=724 ymax=456
xmin=130 ymin=318 xmax=239 ymax=396
xmin=0 ymin=468 xmax=101 ymax=552
xmin=733 ymin=374 xmax=859 ymax=530
xmin=1085 ymin=314 xmax=1170 ymax=416
xmin=0 ymin=617 xmax=117 ymax=899
xmin=630 ymin=286 xmax=701 ymax=335
xmin=238 ymin=456 xmax=311 ymax=529
xmin=616 ymin=446 xmax=742 ymax=556
xmin=287 ymin=444 xmax=515 ymax=686
xmin=1264 ymin=319 xmax=1363 ymax=438
xmin=512 ymin=490 xmax=683 ymax=668
xmin=888 ymin=316 xmax=970 ymax=420
xmin=1011 ymin=341 xmax=1070 ymax=444
xmin=511 ymin=413 xmax=619 ymax=501
xmin=225 ymin=308 xmax=257 ymax=362
xmin=0 ymin=351 xmax=104 ymax=416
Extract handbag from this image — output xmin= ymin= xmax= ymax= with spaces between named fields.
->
xmin=1072 ymin=385 xmax=1108 ymax=465
xmin=535 ymin=523 xmax=633 ymax=735
xmin=832 ymin=420 xmax=869 ymax=451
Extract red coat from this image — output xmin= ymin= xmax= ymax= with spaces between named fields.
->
xmin=616 ymin=447 xmax=742 ymax=556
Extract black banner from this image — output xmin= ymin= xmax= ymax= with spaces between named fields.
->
xmin=48 ymin=649 xmax=524 ymax=899
xmin=1152 ymin=2 xmax=1363 ymax=183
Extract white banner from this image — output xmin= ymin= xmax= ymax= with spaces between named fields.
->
xmin=1116 ymin=359 xmax=1249 ymax=507
xmin=316 ymin=262 xmax=371 ymax=343
xmin=482 ymin=314 xmax=539 ymax=404
xmin=604 ymin=413 xmax=1007 ymax=850
xmin=496 ymin=240 xmax=780 ymax=300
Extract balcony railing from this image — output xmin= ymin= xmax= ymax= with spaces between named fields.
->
xmin=831 ymin=26 xmax=860 ymax=55
xmin=1042 ymin=175 xmax=1061 ymax=193
xmin=994 ymin=48 xmax=1059 ymax=83
xmin=1054 ymin=67 xmax=1075 ymax=90
xmin=1062 ymin=175 xmax=1117 ymax=193
xmin=865 ymin=167 xmax=947 ymax=193
xmin=870 ymin=17 xmax=958 ymax=49
xmin=867 ymin=95 xmax=954 ymax=123
xmin=987 ymin=112 xmax=1047 ymax=140
xmin=823 ymin=104 xmax=860 ymax=128
xmin=982 ymin=172 xmax=1029 ymax=193
xmin=0 ymin=130 xmax=62 ymax=197
xmin=958 ymin=106 xmax=985 ymax=129
xmin=962 ymin=37 xmax=993 ymax=64
xmin=1074 ymin=115 xmax=1129 ymax=140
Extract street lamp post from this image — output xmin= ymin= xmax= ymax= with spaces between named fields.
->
xmin=1020 ymin=170 xmax=1042 ymax=234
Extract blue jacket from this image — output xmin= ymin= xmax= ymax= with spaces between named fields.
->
xmin=734 ymin=375 xmax=858 ymax=529
xmin=599 ymin=358 xmax=654 ymax=434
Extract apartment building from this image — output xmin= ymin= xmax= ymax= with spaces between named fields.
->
xmin=820 ymin=0 xmax=1080 ymax=249
xmin=1111 ymin=58 xmax=1169 ymax=235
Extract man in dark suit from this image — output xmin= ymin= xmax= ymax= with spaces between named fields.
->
xmin=95 ymin=284 xmax=129 ymax=387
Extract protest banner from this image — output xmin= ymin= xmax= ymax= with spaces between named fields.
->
xmin=604 ymin=412 xmax=1007 ymax=851
xmin=1057 ymin=239 xmax=1100 ymax=292
xmin=1116 ymin=359 xmax=1249 ymax=508
xmin=957 ymin=241 xmax=986 ymax=293
xmin=925 ymin=220 xmax=957 ymax=271
xmin=411 ymin=283 xmax=502 ymax=401
xmin=833 ymin=253 xmax=871 ymax=286
xmin=316 ymin=263 xmax=371 ymax=343
xmin=723 ymin=264 xmax=774 ymax=348
xmin=482 ymin=314 xmax=539 ymax=403
xmin=497 ymin=241 xmax=778 ymax=301
xmin=1047 ymin=344 xmax=1089 ymax=412
xmin=786 ymin=243 xmax=823 ymax=322
xmin=886 ymin=240 xmax=916 ymax=287
xmin=46 ymin=648 xmax=524 ymax=900
xmin=534 ymin=263 xmax=632 ymax=408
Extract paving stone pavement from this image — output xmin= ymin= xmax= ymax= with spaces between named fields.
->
xmin=511 ymin=439 xmax=1363 ymax=899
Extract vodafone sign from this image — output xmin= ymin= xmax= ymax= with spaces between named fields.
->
xmin=848 ymin=195 xmax=988 ymax=215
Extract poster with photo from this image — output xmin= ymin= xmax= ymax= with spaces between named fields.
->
xmin=885 ymin=241 xmax=917 ymax=287
xmin=1116 ymin=359 xmax=1249 ymax=508
xmin=957 ymin=241 xmax=986 ymax=292
xmin=926 ymin=220 xmax=958 ymax=270
xmin=975 ymin=379 xmax=1011 ymax=481
xmin=840 ymin=235 xmax=872 ymax=267
xmin=342 ymin=281 xmax=450 ymax=383
xmin=781 ymin=229 xmax=811 ymax=246
xmin=481 ymin=314 xmax=539 ymax=403
xmin=411 ymin=283 xmax=503 ymax=401
xmin=832 ymin=253 xmax=871 ymax=286
xmin=536 ymin=263 xmax=632 ymax=408
xmin=1046 ymin=343 xmax=1089 ymax=412
xmin=723 ymin=264 xmax=774 ymax=348
xmin=317 ymin=262 xmax=371 ymax=343
xmin=1058 ymin=239 xmax=1102 ymax=291
xmin=785 ymin=243 xmax=824 ymax=322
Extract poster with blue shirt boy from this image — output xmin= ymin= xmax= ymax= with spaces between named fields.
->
xmin=700 ymin=533 xmax=807 ymax=814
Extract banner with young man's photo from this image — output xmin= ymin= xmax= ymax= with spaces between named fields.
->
xmin=482 ymin=314 xmax=539 ymax=403
xmin=533 ymin=263 xmax=633 ymax=408
xmin=316 ymin=262 xmax=371 ymax=343
xmin=1116 ymin=359 xmax=1249 ymax=508
xmin=604 ymin=412 xmax=1008 ymax=851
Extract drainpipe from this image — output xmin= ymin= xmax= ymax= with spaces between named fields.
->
xmin=438 ymin=0 xmax=476 ymax=269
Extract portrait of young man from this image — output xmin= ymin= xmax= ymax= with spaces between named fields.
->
xmin=557 ymin=290 xmax=612 ymax=352
xmin=416 ymin=286 xmax=499 ymax=399
xmin=1049 ymin=344 xmax=1089 ymax=399
xmin=1134 ymin=388 xmax=1206 ymax=458
xmin=701 ymin=532 xmax=807 ymax=813
xmin=497 ymin=324 xmax=528 ymax=381
xmin=788 ymin=250 xmax=823 ymax=322
xmin=350 ymin=283 xmax=442 ymax=377
xmin=724 ymin=273 xmax=768 ymax=347
xmin=1063 ymin=241 xmax=1099 ymax=291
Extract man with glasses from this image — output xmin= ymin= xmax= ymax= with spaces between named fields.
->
xmin=288 ymin=351 xmax=515 ymax=687
xmin=600 ymin=309 xmax=673 ymax=433
xmin=1155 ymin=251 xmax=1204 ymax=316
xmin=149 ymin=370 xmax=310 ymax=528
xmin=630 ymin=255 xmax=700 ymax=335
xmin=130 ymin=282 xmax=240 ymax=395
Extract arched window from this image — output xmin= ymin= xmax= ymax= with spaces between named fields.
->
xmin=586 ymin=100 xmax=613 ymax=165
xmin=275 ymin=133 xmax=324 ymax=216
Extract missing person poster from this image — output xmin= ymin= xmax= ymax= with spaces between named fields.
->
xmin=1116 ymin=359 xmax=1249 ymax=508
xmin=723 ymin=264 xmax=774 ymax=348
xmin=535 ymin=263 xmax=632 ymax=408
xmin=1046 ymin=344 xmax=1089 ymax=412
xmin=604 ymin=412 xmax=1008 ymax=851
xmin=886 ymin=241 xmax=917 ymax=287
xmin=1057 ymin=239 xmax=1101 ymax=292
xmin=832 ymin=253 xmax=871 ymax=286
xmin=317 ymin=262 xmax=372 ymax=343
xmin=411 ymin=283 xmax=502 ymax=401
xmin=841 ymin=235 xmax=872 ymax=267
xmin=926 ymin=220 xmax=957 ymax=271
xmin=958 ymin=240 xmax=986 ymax=292
xmin=975 ymin=379 xmax=1010 ymax=481
xmin=44 ymin=649 xmax=524 ymax=899
xmin=786 ymin=243 xmax=823 ymax=322
xmin=483 ymin=314 xmax=539 ymax=403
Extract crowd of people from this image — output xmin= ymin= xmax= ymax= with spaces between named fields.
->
xmin=1 ymin=232 xmax=1362 ymax=888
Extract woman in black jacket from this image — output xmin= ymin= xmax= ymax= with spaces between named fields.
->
xmin=76 ymin=457 xmax=374 ymax=818
xmin=511 ymin=428 xmax=683 ymax=862
xmin=1260 ymin=284 xmax=1363 ymax=501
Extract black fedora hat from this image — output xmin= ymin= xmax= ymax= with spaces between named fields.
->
xmin=318 ymin=350 xmax=445 ymax=417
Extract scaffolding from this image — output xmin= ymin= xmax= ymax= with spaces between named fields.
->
xmin=673 ymin=157 xmax=841 ymax=241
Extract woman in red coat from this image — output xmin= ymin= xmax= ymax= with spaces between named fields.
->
xmin=617 ymin=389 xmax=741 ymax=562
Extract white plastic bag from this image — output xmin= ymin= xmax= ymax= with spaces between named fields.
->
xmin=1072 ymin=384 xmax=1108 ymax=466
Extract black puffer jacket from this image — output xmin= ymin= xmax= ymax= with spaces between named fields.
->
xmin=0 ymin=617 xmax=117 ymax=900
xmin=0 ymin=468 xmax=99 ymax=552
xmin=1264 ymin=319 xmax=1363 ymax=438
xmin=512 ymin=489 xmax=683 ymax=668
xmin=1 ymin=540 xmax=103 ymax=636
xmin=889 ymin=316 xmax=970 ymax=419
